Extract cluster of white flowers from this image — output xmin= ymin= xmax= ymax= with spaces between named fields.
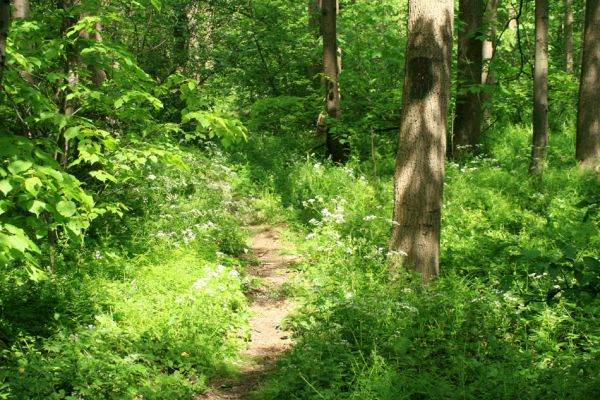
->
xmin=528 ymin=272 xmax=548 ymax=280
xmin=398 ymin=303 xmax=419 ymax=314
xmin=182 ymin=228 xmax=196 ymax=243
xmin=302 ymin=195 xmax=324 ymax=207
xmin=191 ymin=264 xmax=240 ymax=294
xmin=321 ymin=207 xmax=345 ymax=224
xmin=387 ymin=249 xmax=408 ymax=257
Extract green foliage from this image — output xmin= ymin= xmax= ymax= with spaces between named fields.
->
xmin=0 ymin=147 xmax=251 ymax=399
xmin=243 ymin=125 xmax=599 ymax=400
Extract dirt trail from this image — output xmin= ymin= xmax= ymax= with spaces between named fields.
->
xmin=200 ymin=225 xmax=299 ymax=399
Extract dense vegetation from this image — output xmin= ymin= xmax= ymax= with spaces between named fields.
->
xmin=0 ymin=0 xmax=598 ymax=399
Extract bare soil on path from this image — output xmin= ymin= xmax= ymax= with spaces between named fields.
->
xmin=199 ymin=225 xmax=299 ymax=399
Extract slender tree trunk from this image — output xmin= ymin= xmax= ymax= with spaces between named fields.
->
xmin=481 ymin=0 xmax=498 ymax=124
xmin=529 ymin=0 xmax=549 ymax=176
xmin=79 ymin=10 xmax=107 ymax=85
xmin=59 ymin=0 xmax=80 ymax=169
xmin=12 ymin=0 xmax=35 ymax=84
xmin=308 ymin=0 xmax=321 ymax=83
xmin=452 ymin=0 xmax=483 ymax=157
xmin=390 ymin=0 xmax=454 ymax=282
xmin=576 ymin=0 xmax=600 ymax=167
xmin=0 ymin=0 xmax=10 ymax=84
xmin=321 ymin=0 xmax=346 ymax=162
xmin=564 ymin=0 xmax=574 ymax=73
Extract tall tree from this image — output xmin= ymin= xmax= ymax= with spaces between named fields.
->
xmin=12 ymin=0 xmax=35 ymax=84
xmin=576 ymin=0 xmax=600 ymax=167
xmin=529 ymin=0 xmax=549 ymax=175
xmin=14 ymin=0 xmax=30 ymax=19
xmin=481 ymin=0 xmax=498 ymax=123
xmin=564 ymin=0 xmax=574 ymax=73
xmin=452 ymin=0 xmax=483 ymax=157
xmin=390 ymin=0 xmax=454 ymax=282
xmin=308 ymin=0 xmax=321 ymax=83
xmin=0 ymin=0 xmax=10 ymax=83
xmin=320 ymin=0 xmax=346 ymax=162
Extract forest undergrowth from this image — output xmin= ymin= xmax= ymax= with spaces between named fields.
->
xmin=233 ymin=124 xmax=600 ymax=400
xmin=0 ymin=145 xmax=258 ymax=399
xmin=1 ymin=122 xmax=598 ymax=399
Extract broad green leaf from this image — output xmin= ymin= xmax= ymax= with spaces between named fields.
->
xmin=8 ymin=160 xmax=33 ymax=175
xmin=0 ymin=179 xmax=13 ymax=196
xmin=64 ymin=126 xmax=81 ymax=140
xmin=24 ymin=177 xmax=43 ymax=196
xmin=56 ymin=200 xmax=77 ymax=217
xmin=28 ymin=200 xmax=47 ymax=216
xmin=27 ymin=266 xmax=49 ymax=282
xmin=80 ymin=192 xmax=95 ymax=209
xmin=0 ymin=200 xmax=9 ymax=215
xmin=89 ymin=170 xmax=117 ymax=183
xmin=583 ymin=256 xmax=600 ymax=269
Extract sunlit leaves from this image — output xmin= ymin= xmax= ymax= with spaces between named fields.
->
xmin=182 ymin=111 xmax=248 ymax=147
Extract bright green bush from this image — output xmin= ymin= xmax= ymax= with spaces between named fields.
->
xmin=0 ymin=147 xmax=252 ymax=399
xmin=248 ymin=126 xmax=599 ymax=400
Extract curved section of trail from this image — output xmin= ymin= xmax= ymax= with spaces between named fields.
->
xmin=200 ymin=225 xmax=299 ymax=400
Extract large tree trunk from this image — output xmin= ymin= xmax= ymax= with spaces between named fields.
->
xmin=452 ymin=0 xmax=483 ymax=157
xmin=390 ymin=0 xmax=454 ymax=282
xmin=14 ymin=0 xmax=30 ymax=19
xmin=481 ymin=0 xmax=498 ymax=124
xmin=564 ymin=0 xmax=574 ymax=73
xmin=0 ymin=0 xmax=10 ymax=84
xmin=529 ymin=0 xmax=549 ymax=176
xmin=576 ymin=0 xmax=600 ymax=167
xmin=321 ymin=0 xmax=347 ymax=162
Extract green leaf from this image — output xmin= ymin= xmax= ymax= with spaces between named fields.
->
xmin=24 ymin=177 xmax=43 ymax=196
xmin=56 ymin=200 xmax=77 ymax=217
xmin=89 ymin=170 xmax=117 ymax=183
xmin=150 ymin=0 xmax=162 ymax=11
xmin=28 ymin=200 xmax=46 ymax=216
xmin=0 ymin=179 xmax=13 ymax=196
xmin=583 ymin=256 xmax=600 ymax=269
xmin=8 ymin=160 xmax=33 ymax=175
xmin=0 ymin=200 xmax=10 ymax=215
xmin=64 ymin=126 xmax=81 ymax=140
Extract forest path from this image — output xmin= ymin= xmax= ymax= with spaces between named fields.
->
xmin=200 ymin=224 xmax=299 ymax=399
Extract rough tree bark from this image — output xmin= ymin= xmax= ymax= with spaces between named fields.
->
xmin=529 ymin=0 xmax=549 ymax=176
xmin=390 ymin=0 xmax=454 ymax=282
xmin=0 ymin=0 xmax=10 ymax=84
xmin=564 ymin=0 xmax=574 ymax=73
xmin=320 ymin=0 xmax=347 ymax=162
xmin=576 ymin=0 xmax=600 ymax=167
xmin=481 ymin=0 xmax=498 ymax=124
xmin=452 ymin=0 xmax=483 ymax=157
xmin=14 ymin=0 xmax=30 ymax=19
